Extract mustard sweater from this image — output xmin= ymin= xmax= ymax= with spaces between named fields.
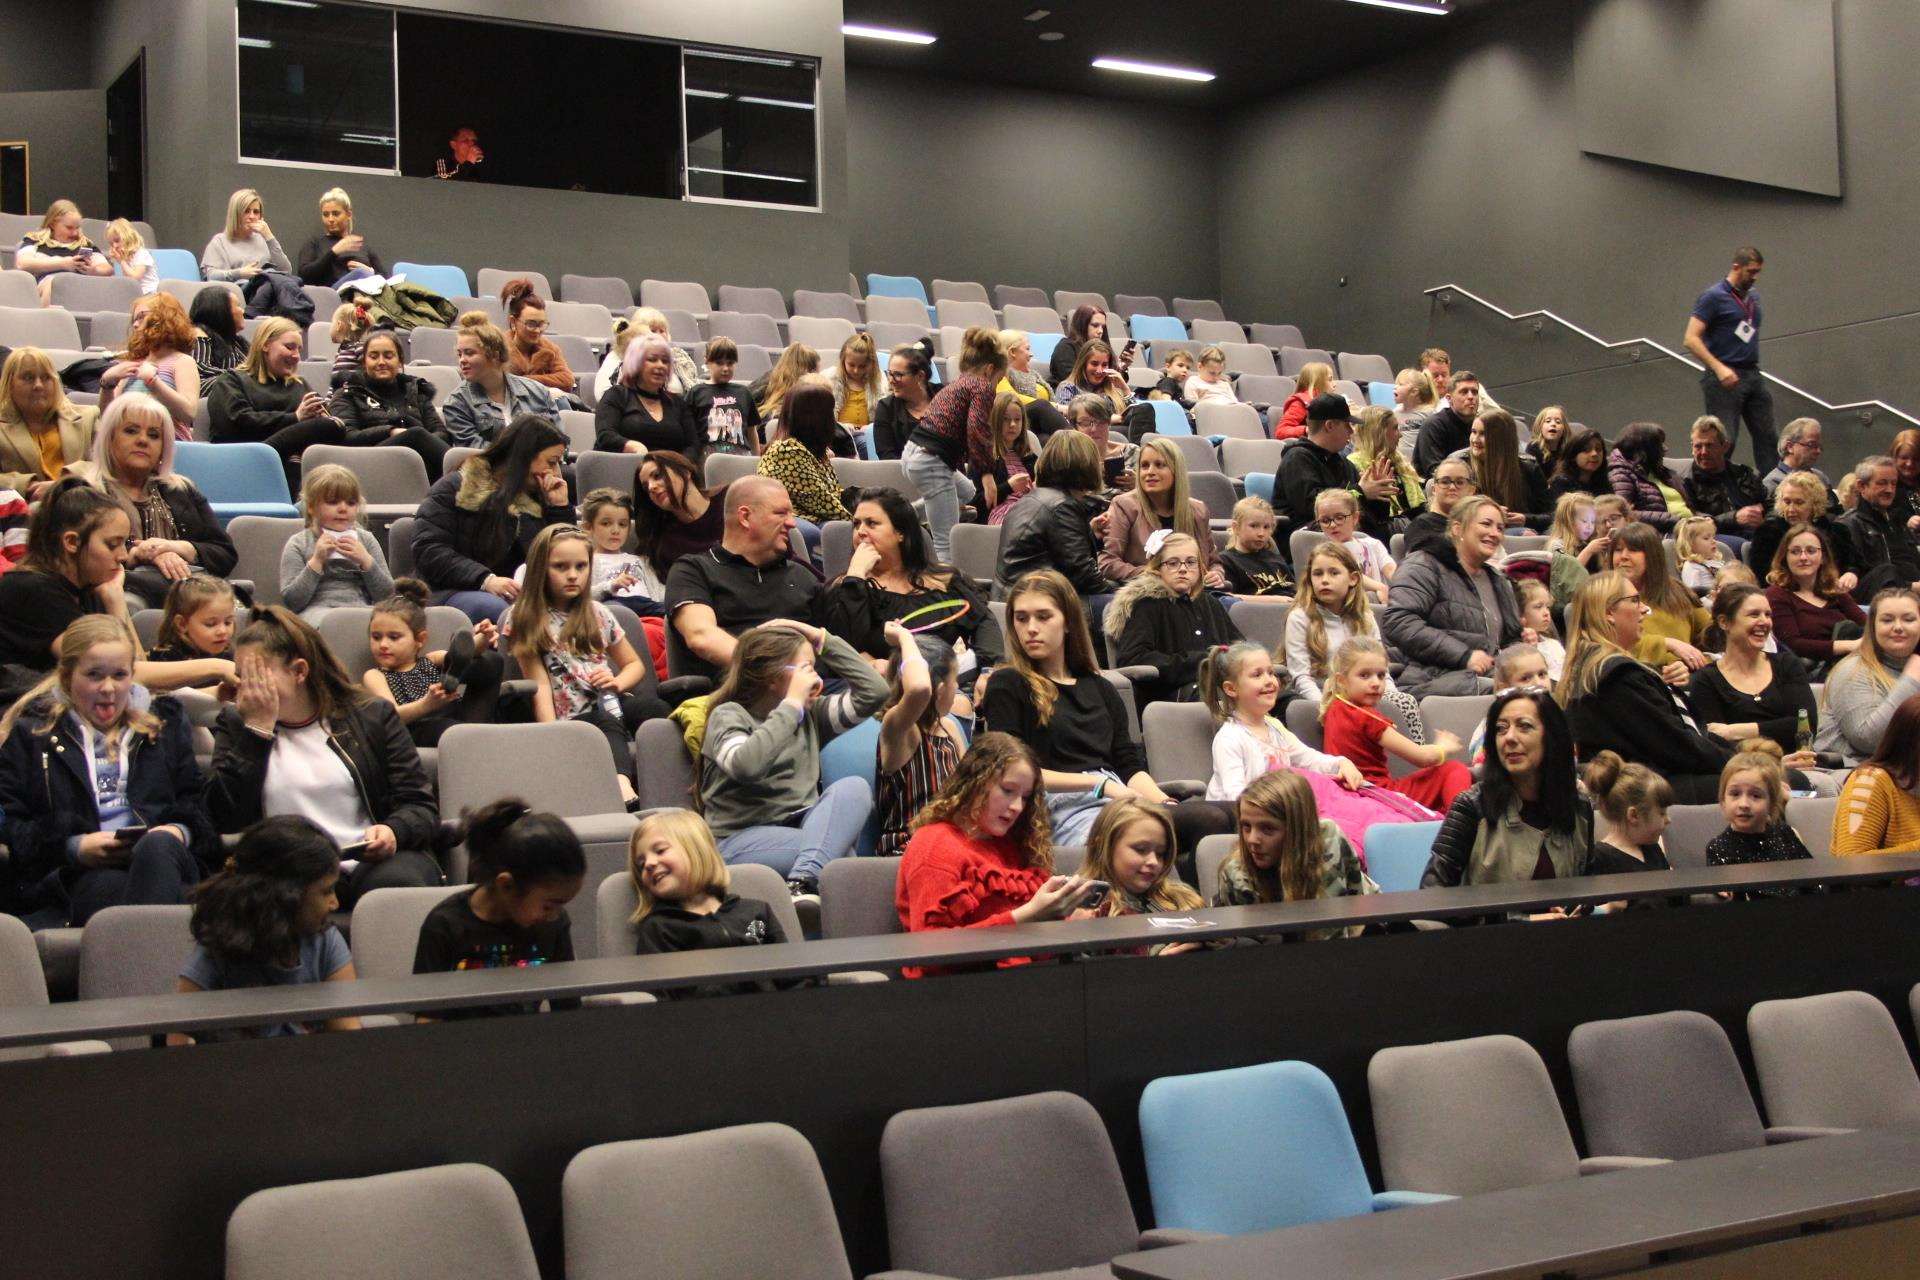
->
xmin=1633 ymin=601 xmax=1711 ymax=668
xmin=1832 ymin=765 xmax=1920 ymax=857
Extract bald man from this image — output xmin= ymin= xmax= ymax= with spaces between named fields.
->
xmin=665 ymin=475 xmax=822 ymax=679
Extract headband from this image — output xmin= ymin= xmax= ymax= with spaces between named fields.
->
xmin=1144 ymin=528 xmax=1175 ymax=560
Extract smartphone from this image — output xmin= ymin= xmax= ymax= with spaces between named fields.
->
xmin=113 ymin=825 xmax=149 ymax=844
xmin=1079 ymin=881 xmax=1111 ymax=912
xmin=338 ymin=840 xmax=370 ymax=857
xmin=1121 ymin=340 xmax=1139 ymax=360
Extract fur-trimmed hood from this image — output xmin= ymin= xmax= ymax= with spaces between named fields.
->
xmin=453 ymin=454 xmax=542 ymax=517
xmin=1104 ymin=570 xmax=1178 ymax=640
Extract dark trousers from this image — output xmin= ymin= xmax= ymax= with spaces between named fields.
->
xmin=406 ymin=650 xmax=506 ymax=747
xmin=342 ymin=850 xmax=444 ymax=908
xmin=68 ymin=829 xmax=201 ymax=926
xmin=1701 ymin=367 xmax=1777 ymax=477
xmin=266 ymin=418 xmax=348 ymax=491
xmin=575 ymin=689 xmax=668 ymax=779
xmin=379 ymin=426 xmax=448 ymax=479
xmin=1170 ymin=800 xmax=1239 ymax=886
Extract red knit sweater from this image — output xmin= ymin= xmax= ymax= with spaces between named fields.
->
xmin=896 ymin=821 xmax=1051 ymax=976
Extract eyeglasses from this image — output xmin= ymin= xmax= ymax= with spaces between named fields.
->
xmin=518 ymin=319 xmax=547 ymax=332
xmin=1159 ymin=557 xmax=1201 ymax=571
xmin=1612 ymin=594 xmax=1643 ymax=608
xmin=1317 ymin=513 xmax=1355 ymax=527
xmin=886 ymin=369 xmax=909 ymax=379
xmin=1433 ymin=476 xmax=1471 ymax=487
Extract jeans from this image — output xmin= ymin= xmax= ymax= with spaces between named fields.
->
xmin=719 ymin=776 xmax=873 ymax=884
xmin=794 ymin=518 xmax=824 ymax=569
xmin=902 ymin=441 xmax=975 ymax=563
xmin=67 ymin=829 xmax=201 ymax=926
xmin=1045 ymin=774 xmax=1236 ymax=877
xmin=1408 ymin=669 xmax=1495 ymax=697
xmin=1701 ymin=367 xmax=1777 ymax=477
xmin=437 ymin=589 xmax=511 ymax=624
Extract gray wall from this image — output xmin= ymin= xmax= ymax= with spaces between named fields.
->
xmin=0 ymin=91 xmax=108 ymax=215
xmin=846 ymin=66 xmax=1221 ymax=306
xmin=1216 ymin=0 xmax=1920 ymax=449
xmin=94 ymin=0 xmax=853 ymax=296
xmin=0 ymin=0 xmax=96 ymax=91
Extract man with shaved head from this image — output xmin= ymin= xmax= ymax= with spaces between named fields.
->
xmin=665 ymin=475 xmax=822 ymax=679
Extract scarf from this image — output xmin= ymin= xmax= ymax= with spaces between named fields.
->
xmin=1007 ymin=367 xmax=1040 ymax=398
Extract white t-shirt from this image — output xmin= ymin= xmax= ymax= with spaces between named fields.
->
xmin=1183 ymin=374 xmax=1238 ymax=406
xmin=118 ymin=248 xmax=158 ymax=294
xmin=263 ymin=721 xmax=371 ymax=845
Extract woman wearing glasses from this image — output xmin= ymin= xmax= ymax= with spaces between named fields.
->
xmin=1401 ymin=456 xmax=1474 ymax=560
xmin=870 ymin=340 xmax=935 ymax=461
xmin=500 ymin=278 xmax=576 ymax=393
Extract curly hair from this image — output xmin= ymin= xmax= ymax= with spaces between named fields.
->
xmin=126 ymin=292 xmax=195 ymax=359
xmin=189 ymin=816 xmax=340 ymax=966
xmin=911 ymin=732 xmax=1052 ymax=872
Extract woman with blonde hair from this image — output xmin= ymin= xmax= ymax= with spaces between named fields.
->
xmin=597 ymin=306 xmax=699 ymax=397
xmin=1814 ymin=586 xmax=1920 ymax=766
xmin=295 ymin=186 xmax=383 ymax=287
xmin=201 ymin=188 xmax=290 ymax=282
xmin=0 ymin=346 xmax=97 ymax=500
xmin=1099 ymin=435 xmax=1224 ymax=585
xmin=754 ymin=341 xmax=821 ymax=427
xmin=13 ymin=200 xmax=111 ymax=303
xmin=1350 ymin=406 xmax=1425 ymax=523
xmin=1275 ymin=361 xmax=1335 ymax=439
xmin=441 ymin=311 xmax=560 ymax=449
xmin=98 ymin=292 xmax=201 ymax=439
xmin=1392 ymin=367 xmax=1438 ymax=423
xmin=206 ymin=315 xmax=344 ymax=484
xmin=1747 ymin=468 xmax=1857 ymax=591
xmin=1558 ymin=571 xmax=1736 ymax=803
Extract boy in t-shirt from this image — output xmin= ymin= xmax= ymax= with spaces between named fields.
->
xmin=683 ymin=336 xmax=763 ymax=459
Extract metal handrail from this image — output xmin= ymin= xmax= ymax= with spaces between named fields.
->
xmin=1426 ymin=282 xmax=1920 ymax=428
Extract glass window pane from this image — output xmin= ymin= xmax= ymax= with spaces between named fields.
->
xmin=237 ymin=0 xmax=396 ymax=171
xmin=683 ymin=51 xmax=819 ymax=208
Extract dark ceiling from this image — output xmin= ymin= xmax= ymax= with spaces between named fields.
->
xmin=841 ymin=0 xmax=1520 ymax=106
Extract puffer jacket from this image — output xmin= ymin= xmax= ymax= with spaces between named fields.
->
xmin=327 ymin=371 xmax=447 ymax=445
xmin=1607 ymin=449 xmax=1685 ymax=531
xmin=996 ymin=485 xmax=1113 ymax=598
xmin=412 ymin=454 xmax=575 ymax=594
xmin=1380 ymin=538 xmax=1523 ymax=691
xmin=1104 ymin=571 xmax=1240 ymax=707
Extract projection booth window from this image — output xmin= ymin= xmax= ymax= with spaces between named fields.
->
xmin=236 ymin=0 xmax=398 ymax=173
xmin=682 ymin=50 xmax=821 ymax=209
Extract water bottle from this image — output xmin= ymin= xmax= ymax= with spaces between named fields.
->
xmin=1795 ymin=708 xmax=1812 ymax=752
xmin=599 ymin=686 xmax=625 ymax=722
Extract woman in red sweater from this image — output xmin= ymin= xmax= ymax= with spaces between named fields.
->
xmin=896 ymin=732 xmax=1101 ymax=973
xmin=1763 ymin=522 xmax=1863 ymax=675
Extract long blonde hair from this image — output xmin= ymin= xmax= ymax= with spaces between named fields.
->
xmin=758 ymin=342 xmax=819 ymax=420
xmin=1135 ymin=436 xmax=1200 ymax=540
xmin=222 ymin=188 xmax=263 ymax=241
xmin=1003 ymin=570 xmax=1101 ymax=726
xmin=1556 ymin=571 xmax=1637 ymax=705
xmin=1827 ymin=587 xmax=1920 ymax=699
xmin=1546 ymin=491 xmax=1594 ymax=556
xmin=1082 ymin=799 xmax=1201 ymax=914
xmin=1293 ymin=362 xmax=1334 ymax=399
xmin=237 ymin=316 xmax=302 ymax=383
xmin=0 ymin=615 xmax=158 ymax=741
xmin=1227 ymin=770 xmax=1323 ymax=905
xmin=1302 ymin=540 xmax=1374 ymax=681
xmin=507 ymin=526 xmax=606 ymax=662
xmin=627 ymin=809 xmax=729 ymax=924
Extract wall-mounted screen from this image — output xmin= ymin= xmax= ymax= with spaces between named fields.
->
xmin=236 ymin=0 xmax=397 ymax=172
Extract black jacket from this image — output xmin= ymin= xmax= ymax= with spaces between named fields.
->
xmin=1048 ymin=339 xmax=1080 ymax=386
xmin=1105 ymin=574 xmax=1241 ymax=708
xmin=1682 ymin=462 xmax=1768 ymax=535
xmin=1275 ymin=438 xmax=1390 ymax=538
xmin=207 ymin=371 xmax=330 ymax=445
xmin=1745 ymin=514 xmax=1855 ymax=580
xmin=413 ymin=456 xmax=576 ymax=593
xmin=997 ymin=486 xmax=1111 ymax=597
xmin=295 ymin=232 xmax=384 ymax=287
xmin=327 ymin=371 xmax=446 ymax=446
xmin=1564 ymin=655 xmax=1734 ymax=785
xmin=633 ymin=895 xmax=793 ymax=998
xmin=818 ymin=571 xmax=1002 ymax=666
xmin=869 ymin=395 xmax=926 ymax=461
xmin=595 ymin=384 xmax=699 ymax=456
xmin=0 ymin=697 xmax=219 ymax=908
xmin=1413 ymin=406 xmax=1472 ymax=477
xmin=1837 ymin=503 xmax=1920 ymax=594
xmin=113 ymin=476 xmax=237 ymax=580
xmin=206 ymin=699 xmax=439 ymax=852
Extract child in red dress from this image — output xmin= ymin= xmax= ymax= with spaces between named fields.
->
xmin=1320 ymin=637 xmax=1472 ymax=810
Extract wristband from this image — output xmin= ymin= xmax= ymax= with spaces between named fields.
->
xmin=1094 ymin=777 xmax=1107 ymax=799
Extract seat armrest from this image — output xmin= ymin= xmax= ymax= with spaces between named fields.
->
xmin=44 ymin=1039 xmax=112 ymax=1056
xmin=1139 ymin=1228 xmax=1225 ymax=1249
xmin=1371 ymin=1190 xmax=1454 ymax=1210
xmin=359 ymin=1014 xmax=408 ymax=1030
xmin=1159 ymin=779 xmax=1208 ymax=801
xmin=657 ymin=675 xmax=713 ymax=707
xmin=1111 ymin=664 xmax=1158 ymax=684
xmin=581 ymin=991 xmax=658 ymax=1007
xmin=1579 ymin=1155 xmax=1670 ymax=1174
xmin=824 ymin=971 xmax=889 ymax=985
xmin=1765 ymin=1125 xmax=1854 ymax=1143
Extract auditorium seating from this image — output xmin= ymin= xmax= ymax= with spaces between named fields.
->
xmin=1746 ymin=990 xmax=1920 ymax=1131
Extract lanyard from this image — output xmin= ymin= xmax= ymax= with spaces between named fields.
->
xmin=1726 ymin=282 xmax=1756 ymax=322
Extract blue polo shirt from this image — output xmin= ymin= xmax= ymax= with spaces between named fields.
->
xmin=1691 ymin=279 xmax=1762 ymax=369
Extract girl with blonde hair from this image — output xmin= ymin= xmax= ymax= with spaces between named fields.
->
xmin=1275 ymin=361 xmax=1334 ymax=438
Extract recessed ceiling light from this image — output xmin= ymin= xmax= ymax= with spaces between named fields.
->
xmin=1024 ymin=8 xmax=1051 ymax=19
xmin=1343 ymin=0 xmax=1451 ymax=13
xmin=1091 ymin=57 xmax=1215 ymax=82
xmin=842 ymin=23 xmax=937 ymax=44
xmin=1038 ymin=30 xmax=1065 ymax=40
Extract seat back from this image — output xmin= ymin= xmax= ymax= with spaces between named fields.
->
xmin=0 ymin=268 xmax=38 ymax=308
xmin=47 ymin=273 xmax=141 ymax=315
xmin=226 ymin=1162 xmax=539 ymax=1280
xmin=1173 ymin=298 xmax=1227 ymax=324
xmin=1361 ymin=821 xmax=1441 ymax=893
xmin=565 ymin=1125 xmax=852 ymax=1280
xmin=0 ymin=913 xmax=49 ymax=1008
xmin=934 ymin=298 xmax=996 ymax=330
xmin=994 ymin=284 xmax=1050 ymax=309
xmin=1368 ymin=1034 xmax=1580 ymax=1195
xmin=77 ymin=905 xmax=194 ymax=1001
xmin=1227 ymin=598 xmax=1290 ymax=653
xmin=865 ymin=273 xmax=928 ymax=304
xmin=577 ymin=450 xmax=642 ymax=501
xmin=1142 ymin=701 xmax=1216 ymax=785
xmin=391 ymin=262 xmax=471 ymax=299
xmin=1221 ymin=438 xmax=1287 ymax=479
xmin=1195 ymin=400 xmax=1265 ymax=441
xmin=1130 ymin=314 xmax=1188 ymax=343
xmin=1140 ymin=400 xmax=1193 ymax=438
xmin=1569 ymin=1010 xmax=1766 ymax=1159
xmin=880 ymin=1091 xmax=1138 ymax=1277
xmin=0 ymin=304 xmax=81 ymax=349
xmin=226 ymin=515 xmax=305 ymax=606
xmin=1001 ymin=303 xmax=1064 ymax=335
xmin=148 ymin=248 xmax=200 ymax=282
xmin=407 ymin=326 xmax=459 ymax=366
xmin=559 ymin=274 xmax=633 ymax=311
xmin=473 ymin=268 xmax=550 ymax=301
xmin=717 ymin=284 xmax=788 ymax=321
xmin=438 ymin=722 xmax=626 ymax=819
xmin=639 ymin=279 xmax=711 ymax=317
xmin=1114 ymin=292 xmax=1167 ymax=318
xmin=707 ymin=310 xmax=783 ymax=349
xmin=864 ymin=293 xmax=930 ymax=327
xmin=1143 ymin=433 xmax=1216 ymax=479
xmin=1280 ymin=345 xmax=1335 ymax=376
xmin=632 ymin=718 xmax=696 ymax=811
xmin=349 ymin=886 xmax=464 ymax=981
xmin=818 ymin=855 xmax=903 ymax=939
xmin=703 ymin=451 xmax=760 ymax=492
xmin=556 ymin=409 xmax=596 ymax=456
xmin=1187 ymin=471 xmax=1238 ymax=523
xmin=318 ymin=605 xmax=470 ymax=682
xmin=930 ymin=278 xmax=990 ymax=306
xmin=1337 ymin=352 xmax=1394 ymax=384
xmin=790 ymin=290 xmax=862 ymax=323
xmin=1787 ymin=795 xmax=1838 ymax=856
xmin=789 ymin=315 xmax=857 ymax=351
xmin=1661 ymin=803 xmax=1722 ymax=869
xmin=386 ymin=515 xmax=420 ymax=575
xmin=1415 ymin=696 xmax=1492 ymax=757
xmin=830 ymin=456 xmax=920 ymax=500
xmin=301 ymin=445 xmax=429 ymax=506
xmin=1219 ymin=341 xmax=1278 ymax=377
xmin=1140 ymin=1059 xmax=1375 ymax=1234
xmin=543 ymin=301 xmax=612 ymax=341
xmin=949 ymin=521 xmax=1002 ymax=586
xmin=1747 ymin=990 xmax=1920 ymax=1128
xmin=1251 ymin=322 xmax=1305 ymax=350
xmin=1193 ymin=833 xmax=1235 ymax=905
xmin=1187 ymin=318 xmax=1243 ymax=343
xmin=1289 ymin=527 xmax=1327 ymax=580
xmin=175 ymin=440 xmax=293 ymax=505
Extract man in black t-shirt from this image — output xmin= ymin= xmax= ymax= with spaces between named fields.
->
xmin=665 ymin=475 xmax=820 ymax=680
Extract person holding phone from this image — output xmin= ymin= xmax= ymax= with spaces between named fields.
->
xmin=14 ymin=200 xmax=113 ymax=304
xmin=0 ymin=616 xmax=218 ymax=925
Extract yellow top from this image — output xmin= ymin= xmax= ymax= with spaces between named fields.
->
xmin=1832 ymin=765 xmax=1920 ymax=856
xmin=32 ymin=423 xmax=66 ymax=482
xmin=841 ymin=382 xmax=870 ymax=427
xmin=996 ymin=374 xmax=1051 ymax=405
xmin=1632 ymin=601 xmax=1710 ymax=667
xmin=1653 ymin=478 xmax=1691 ymax=518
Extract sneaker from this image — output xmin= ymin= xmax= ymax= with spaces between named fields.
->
xmin=441 ymin=629 xmax=477 ymax=693
xmin=787 ymin=877 xmax=822 ymax=937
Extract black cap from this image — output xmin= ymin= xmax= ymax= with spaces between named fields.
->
xmin=1306 ymin=392 xmax=1353 ymax=424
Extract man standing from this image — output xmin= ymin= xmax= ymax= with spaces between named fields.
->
xmin=1684 ymin=247 xmax=1775 ymax=475
xmin=1412 ymin=371 xmax=1482 ymax=477
xmin=666 ymin=475 xmax=821 ymax=680
xmin=1275 ymin=393 xmax=1395 ymax=539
